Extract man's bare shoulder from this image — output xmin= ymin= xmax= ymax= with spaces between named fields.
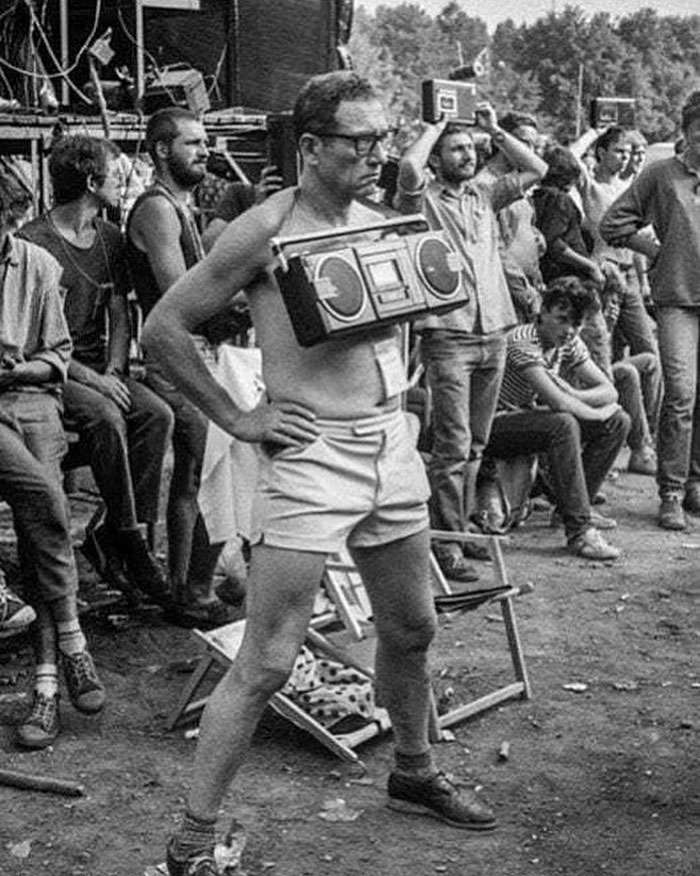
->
xmin=211 ymin=187 xmax=297 ymax=253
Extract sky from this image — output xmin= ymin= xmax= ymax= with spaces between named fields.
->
xmin=356 ymin=1 xmax=698 ymax=32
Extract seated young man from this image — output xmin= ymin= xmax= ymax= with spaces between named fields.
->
xmin=486 ymin=277 xmax=630 ymax=560
xmin=19 ymin=136 xmax=173 ymax=607
xmin=0 ymin=167 xmax=105 ymax=748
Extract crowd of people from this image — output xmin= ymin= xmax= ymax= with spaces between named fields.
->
xmin=1 ymin=71 xmax=700 ymax=875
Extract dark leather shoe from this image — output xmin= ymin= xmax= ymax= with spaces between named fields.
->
xmin=387 ymin=770 xmax=497 ymax=830
xmin=86 ymin=525 xmax=142 ymax=607
xmin=115 ymin=529 xmax=172 ymax=607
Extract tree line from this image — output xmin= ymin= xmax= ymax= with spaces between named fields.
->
xmin=349 ymin=2 xmax=700 ymax=144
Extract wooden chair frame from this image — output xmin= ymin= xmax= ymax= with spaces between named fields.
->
xmin=167 ymin=533 xmax=531 ymax=764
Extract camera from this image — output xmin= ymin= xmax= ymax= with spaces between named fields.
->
xmin=422 ymin=79 xmax=477 ymax=125
xmin=266 ymin=112 xmax=299 ymax=187
xmin=272 ymin=215 xmax=469 ymax=347
xmin=590 ymin=97 xmax=636 ymax=129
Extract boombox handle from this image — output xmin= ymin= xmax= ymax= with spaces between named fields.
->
xmin=272 ymin=213 xmax=428 ymax=272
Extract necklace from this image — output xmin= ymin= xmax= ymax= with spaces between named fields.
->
xmin=47 ymin=212 xmax=115 ymax=292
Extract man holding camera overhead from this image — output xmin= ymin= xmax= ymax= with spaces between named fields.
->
xmin=395 ymin=102 xmax=546 ymax=584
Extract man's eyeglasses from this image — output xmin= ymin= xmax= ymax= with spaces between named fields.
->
xmin=316 ymin=129 xmax=397 ymax=157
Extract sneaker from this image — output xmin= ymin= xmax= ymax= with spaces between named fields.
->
xmin=166 ymin=837 xmax=219 ymax=876
xmin=567 ymin=528 xmax=620 ymax=561
xmin=550 ymin=510 xmax=617 ymax=530
xmin=17 ymin=691 xmax=60 ymax=749
xmin=433 ymin=550 xmax=480 ymax=584
xmin=628 ymin=446 xmax=657 ymax=476
xmin=0 ymin=580 xmax=36 ymax=638
xmin=658 ymin=494 xmax=686 ymax=531
xmin=387 ymin=770 xmax=497 ymax=831
xmin=62 ymin=650 xmax=106 ymax=714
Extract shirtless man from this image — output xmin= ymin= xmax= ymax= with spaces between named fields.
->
xmin=143 ymin=71 xmax=496 ymax=876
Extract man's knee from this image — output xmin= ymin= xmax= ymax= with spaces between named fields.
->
xmin=613 ymin=362 xmax=638 ymax=390
xmin=78 ymin=397 xmax=126 ymax=439
xmin=549 ymin=411 xmax=580 ymax=444
xmin=607 ymin=408 xmax=631 ymax=440
xmin=380 ymin=611 xmax=437 ymax=657
xmin=234 ymin=643 xmax=300 ymax=697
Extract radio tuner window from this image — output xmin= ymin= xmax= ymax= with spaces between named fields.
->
xmin=438 ymin=94 xmax=457 ymax=112
xmin=368 ymin=259 xmax=402 ymax=290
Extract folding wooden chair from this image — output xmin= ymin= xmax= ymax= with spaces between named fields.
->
xmin=167 ymin=537 xmax=531 ymax=762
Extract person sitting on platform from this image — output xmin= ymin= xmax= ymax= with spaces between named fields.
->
xmin=485 ymin=276 xmax=629 ymax=561
xmin=0 ymin=167 xmax=105 ymax=748
xmin=19 ymin=136 xmax=173 ymax=608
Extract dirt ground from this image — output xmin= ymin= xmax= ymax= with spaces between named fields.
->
xmin=1 ymin=458 xmax=698 ymax=876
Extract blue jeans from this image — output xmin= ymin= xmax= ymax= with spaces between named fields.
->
xmin=486 ymin=407 xmax=630 ymax=540
xmin=0 ymin=392 xmax=78 ymax=605
xmin=63 ymin=375 xmax=173 ymax=530
xmin=420 ymin=331 xmax=506 ymax=540
xmin=613 ymin=352 xmax=661 ymax=450
xmin=611 ymin=262 xmax=658 ymax=359
xmin=655 ymin=307 xmax=700 ymax=496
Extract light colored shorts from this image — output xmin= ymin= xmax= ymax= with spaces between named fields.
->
xmin=251 ymin=408 xmax=430 ymax=553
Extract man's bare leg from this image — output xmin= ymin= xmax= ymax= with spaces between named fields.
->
xmin=350 ymin=528 xmax=436 ymax=756
xmin=167 ymin=545 xmax=327 ymax=869
xmin=351 ymin=528 xmax=497 ymax=831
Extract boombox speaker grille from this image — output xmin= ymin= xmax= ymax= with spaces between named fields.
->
xmin=316 ymin=256 xmax=367 ymax=320
xmin=416 ymin=237 xmax=460 ymax=298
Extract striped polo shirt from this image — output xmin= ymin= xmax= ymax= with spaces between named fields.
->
xmin=498 ymin=322 xmax=590 ymax=411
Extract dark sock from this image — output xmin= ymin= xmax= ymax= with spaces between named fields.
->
xmin=394 ymin=750 xmax=434 ymax=776
xmin=170 ymin=810 xmax=217 ymax=861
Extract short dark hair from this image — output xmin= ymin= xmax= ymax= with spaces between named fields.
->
xmin=429 ymin=122 xmax=473 ymax=163
xmin=48 ymin=135 xmax=120 ymax=205
xmin=0 ymin=166 xmax=32 ymax=226
xmin=594 ymin=125 xmax=627 ymax=160
xmin=292 ymin=71 xmax=380 ymax=142
xmin=541 ymin=276 xmax=597 ymax=327
xmin=681 ymin=91 xmax=700 ymax=132
xmin=541 ymin=144 xmax=580 ymax=190
xmin=146 ymin=107 xmax=200 ymax=162
xmin=499 ymin=111 xmax=538 ymax=134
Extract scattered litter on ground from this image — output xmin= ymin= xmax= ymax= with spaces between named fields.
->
xmin=613 ymin=680 xmax=639 ymax=691
xmin=7 ymin=839 xmax=31 ymax=859
xmin=318 ymin=798 xmax=363 ymax=822
xmin=563 ymin=682 xmax=588 ymax=693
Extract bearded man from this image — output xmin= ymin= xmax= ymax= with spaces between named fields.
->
xmin=126 ymin=108 xmax=236 ymax=628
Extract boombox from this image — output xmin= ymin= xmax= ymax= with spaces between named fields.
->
xmin=590 ymin=97 xmax=636 ymax=129
xmin=272 ymin=215 xmax=469 ymax=347
xmin=142 ymin=66 xmax=210 ymax=116
xmin=422 ymin=79 xmax=477 ymax=125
